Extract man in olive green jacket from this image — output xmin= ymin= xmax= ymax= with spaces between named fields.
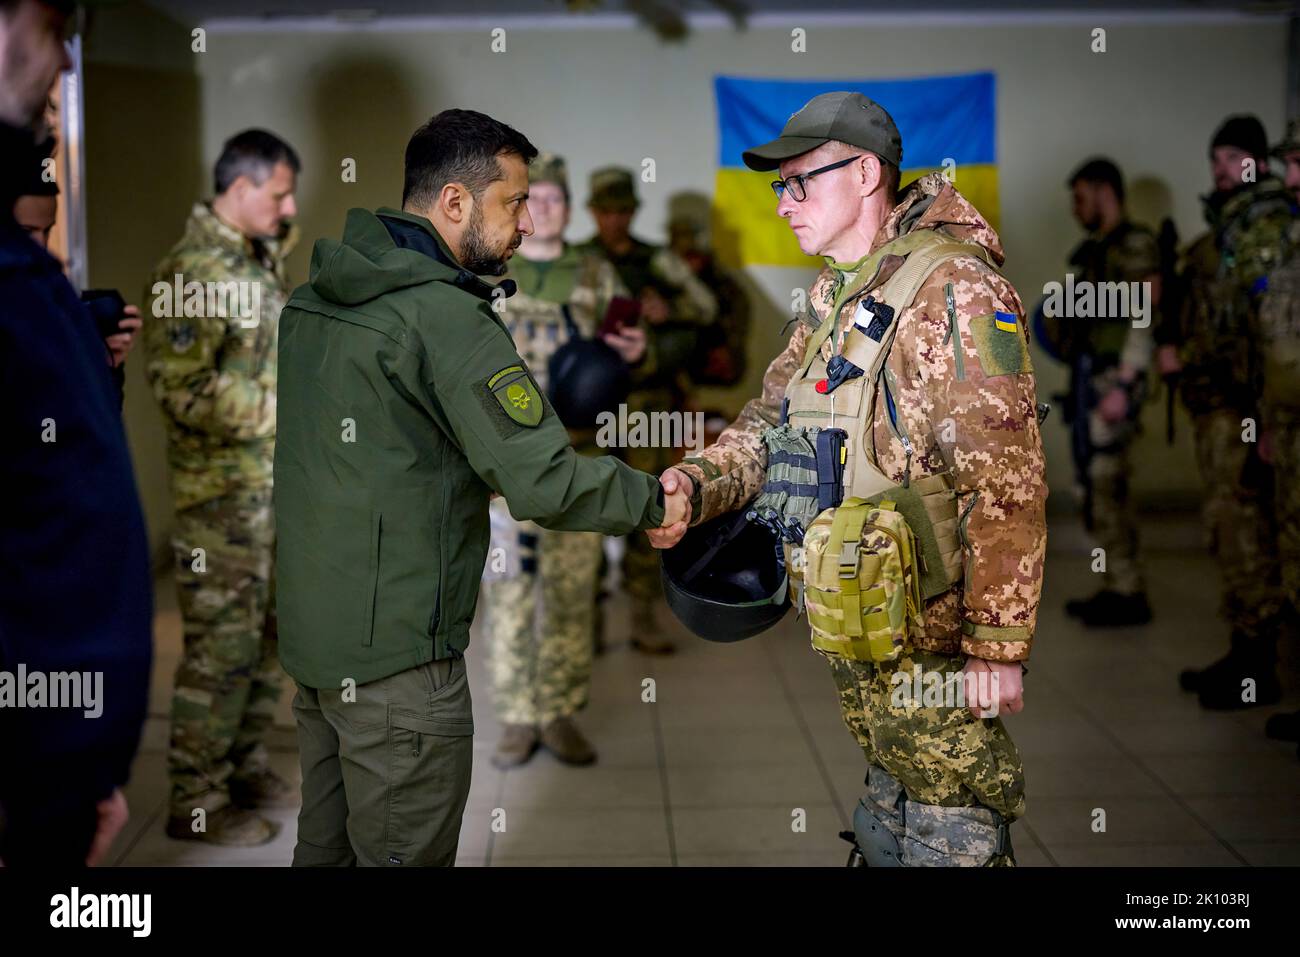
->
xmin=275 ymin=109 xmax=688 ymax=867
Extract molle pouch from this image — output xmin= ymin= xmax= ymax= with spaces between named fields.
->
xmin=748 ymin=424 xmax=843 ymax=543
xmin=840 ymin=305 xmax=892 ymax=372
xmin=858 ymin=471 xmax=963 ymax=602
xmin=815 ymin=428 xmax=847 ymax=512
xmin=801 ymin=498 xmax=924 ymax=664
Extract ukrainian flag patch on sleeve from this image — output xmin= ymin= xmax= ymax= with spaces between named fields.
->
xmin=968 ymin=311 xmax=1032 ymax=377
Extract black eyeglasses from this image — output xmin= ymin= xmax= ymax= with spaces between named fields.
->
xmin=770 ymin=155 xmax=862 ymax=202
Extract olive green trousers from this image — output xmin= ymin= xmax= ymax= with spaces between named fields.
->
xmin=292 ymin=656 xmax=474 ymax=867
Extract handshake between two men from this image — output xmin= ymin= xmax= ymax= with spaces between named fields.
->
xmin=651 ymin=467 xmax=694 ymax=548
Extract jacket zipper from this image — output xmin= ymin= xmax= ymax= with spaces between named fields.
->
xmin=943 ymin=282 xmax=966 ymax=382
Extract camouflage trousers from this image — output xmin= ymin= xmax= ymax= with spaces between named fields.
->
xmin=482 ymin=511 xmax=603 ymax=726
xmin=825 ymin=648 xmax=1025 ymax=866
xmin=1087 ymin=405 xmax=1144 ymax=594
xmin=168 ymin=485 xmax=282 ymax=815
xmin=1191 ymin=409 xmax=1284 ymax=639
xmin=620 ymin=391 xmax=679 ymax=610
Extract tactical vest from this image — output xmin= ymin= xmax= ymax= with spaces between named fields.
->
xmin=1259 ymin=243 xmax=1300 ymax=414
xmin=750 ymin=229 xmax=1001 ymax=663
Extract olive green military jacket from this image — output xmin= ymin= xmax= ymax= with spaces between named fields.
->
xmin=274 ymin=208 xmax=666 ymax=688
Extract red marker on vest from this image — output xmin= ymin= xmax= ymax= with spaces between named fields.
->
xmin=815 ymin=379 xmax=829 ymax=394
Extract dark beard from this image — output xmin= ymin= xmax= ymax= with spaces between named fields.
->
xmin=459 ymin=207 xmax=516 ymax=276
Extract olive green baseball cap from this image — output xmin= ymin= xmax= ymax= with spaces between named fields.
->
xmin=587 ymin=166 xmax=638 ymax=211
xmin=741 ymin=91 xmax=903 ymax=171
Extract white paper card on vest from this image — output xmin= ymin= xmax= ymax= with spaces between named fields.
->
xmin=852 ymin=299 xmax=875 ymax=336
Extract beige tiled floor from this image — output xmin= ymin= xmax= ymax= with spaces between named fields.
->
xmin=107 ymin=514 xmax=1300 ymax=867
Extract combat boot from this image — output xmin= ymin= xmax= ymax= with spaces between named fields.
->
xmin=230 ymin=766 xmax=298 ymax=809
xmin=165 ymin=805 xmax=281 ymax=846
xmin=491 ymin=723 xmax=539 ymax=769
xmin=539 ymin=717 xmax=596 ymax=765
xmin=1071 ymin=590 xmax=1152 ymax=627
xmin=1180 ymin=631 xmax=1282 ymax=709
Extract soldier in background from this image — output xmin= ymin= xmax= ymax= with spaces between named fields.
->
xmin=1257 ymin=121 xmax=1300 ymax=752
xmin=143 ymin=129 xmax=300 ymax=845
xmin=667 ymin=197 xmax=751 ymax=389
xmin=1046 ymin=159 xmax=1160 ymax=627
xmin=1167 ymin=116 xmax=1295 ymax=710
xmin=482 ymin=154 xmax=646 ymax=768
xmin=578 ymin=167 xmax=717 ymax=654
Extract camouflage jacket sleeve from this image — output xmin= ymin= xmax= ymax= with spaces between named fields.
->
xmin=651 ymin=247 xmax=718 ymax=325
xmin=142 ymin=268 xmax=276 ymax=442
xmin=675 ymin=319 xmax=811 ymax=524
xmin=912 ymin=259 xmax=1048 ymax=662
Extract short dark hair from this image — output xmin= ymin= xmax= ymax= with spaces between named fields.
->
xmin=213 ymin=128 xmax=300 ymax=195
xmin=1069 ymin=157 xmax=1124 ymax=203
xmin=402 ymin=109 xmax=537 ymax=209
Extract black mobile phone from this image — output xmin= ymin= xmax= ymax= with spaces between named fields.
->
xmin=80 ymin=289 xmax=128 ymax=340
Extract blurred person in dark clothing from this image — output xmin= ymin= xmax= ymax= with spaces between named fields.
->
xmin=0 ymin=0 xmax=152 ymax=866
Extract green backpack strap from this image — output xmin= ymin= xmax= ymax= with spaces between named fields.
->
xmin=798 ymin=230 xmax=952 ymax=375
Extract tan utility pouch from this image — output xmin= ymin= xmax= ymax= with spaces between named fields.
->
xmin=801 ymin=497 xmax=924 ymax=663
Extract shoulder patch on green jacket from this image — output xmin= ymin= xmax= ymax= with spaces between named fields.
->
xmin=967 ymin=312 xmax=1033 ymax=377
xmin=484 ymin=364 xmax=543 ymax=429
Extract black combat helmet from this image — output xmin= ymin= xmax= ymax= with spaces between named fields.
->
xmin=546 ymin=317 xmax=630 ymax=431
xmin=661 ymin=512 xmax=790 ymax=642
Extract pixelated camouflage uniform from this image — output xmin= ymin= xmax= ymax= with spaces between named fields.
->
xmin=1043 ymin=220 xmax=1160 ymax=595
xmin=143 ymin=202 xmax=296 ymax=815
xmin=576 ymin=231 xmax=717 ymax=615
xmin=1259 ymin=211 xmax=1300 ymax=609
xmin=1170 ymin=178 xmax=1293 ymax=640
xmin=676 ymin=173 xmax=1048 ymax=865
xmin=482 ymin=243 xmax=625 ymax=725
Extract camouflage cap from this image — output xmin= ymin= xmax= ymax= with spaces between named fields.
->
xmin=1272 ymin=118 xmax=1300 ymax=158
xmin=588 ymin=166 xmax=639 ymax=211
xmin=529 ymin=152 xmax=570 ymax=197
xmin=742 ymin=91 xmax=903 ymax=172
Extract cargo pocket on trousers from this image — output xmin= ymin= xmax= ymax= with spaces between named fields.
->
xmin=384 ymin=660 xmax=474 ymax=865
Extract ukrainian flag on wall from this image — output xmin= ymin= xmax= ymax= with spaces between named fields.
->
xmin=713 ymin=72 xmax=998 ymax=268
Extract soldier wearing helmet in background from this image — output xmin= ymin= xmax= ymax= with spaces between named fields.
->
xmin=579 ymin=167 xmax=718 ymax=655
xmin=482 ymin=153 xmax=647 ymax=769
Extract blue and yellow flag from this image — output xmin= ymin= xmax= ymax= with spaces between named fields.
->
xmin=712 ymin=72 xmax=999 ymax=268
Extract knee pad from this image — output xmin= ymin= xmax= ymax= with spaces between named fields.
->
xmin=849 ymin=765 xmax=905 ymax=867
xmin=848 ymin=766 xmax=1014 ymax=867
xmin=900 ymin=801 xmax=1012 ymax=867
